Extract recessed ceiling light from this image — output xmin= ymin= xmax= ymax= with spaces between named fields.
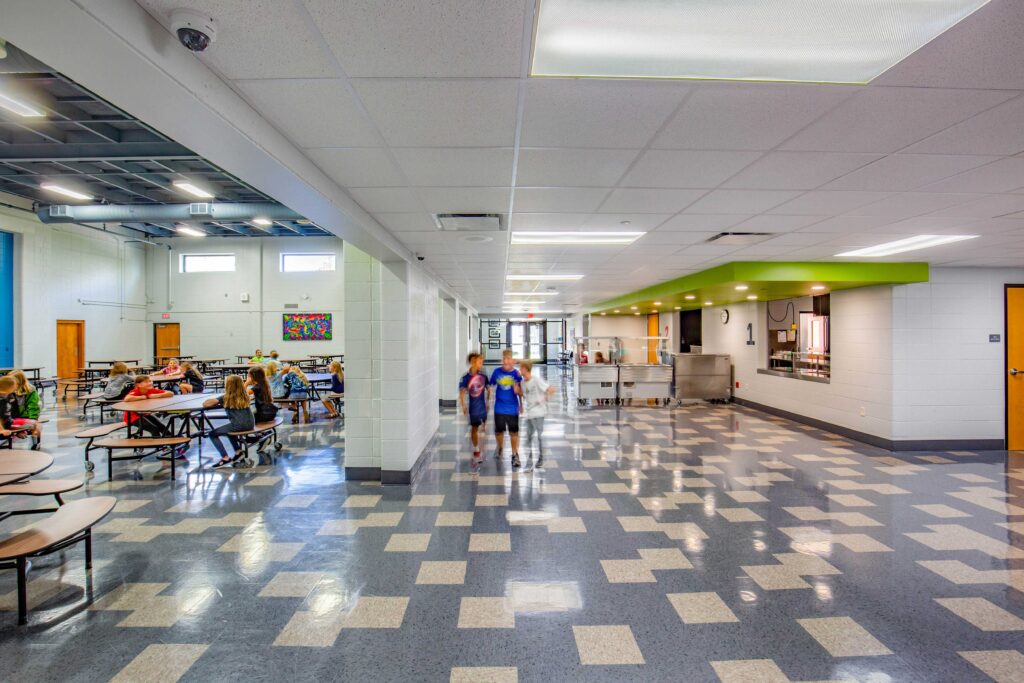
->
xmin=634 ymin=312 xmax=640 ymax=316
xmin=735 ymin=285 xmax=748 ymax=291
xmin=811 ymin=285 xmax=827 ymax=291
xmin=173 ymin=180 xmax=215 ymax=199
xmin=252 ymin=217 xmax=273 ymax=226
xmin=653 ymin=301 xmax=662 ymax=306
xmin=462 ymin=234 xmax=493 ymax=243
xmin=39 ymin=182 xmax=92 ymax=201
xmin=506 ymin=274 xmax=583 ymax=281
xmin=505 ymin=291 xmax=557 ymax=297
xmin=836 ymin=234 xmax=977 ymax=257
xmin=684 ymin=294 xmax=696 ymax=300
xmin=704 ymin=301 xmax=713 ymax=306
xmin=531 ymin=0 xmax=991 ymax=84
xmin=652 ymin=309 xmax=659 ymax=313
xmin=175 ymin=225 xmax=205 ymax=237
xmin=674 ymin=306 xmax=681 ymax=310
xmin=747 ymin=295 xmax=758 ymax=300
xmin=630 ymin=306 xmax=638 ymax=310
xmin=613 ymin=309 xmax=620 ymax=313
xmin=511 ymin=231 xmax=644 ymax=245
xmin=620 ymin=220 xmax=631 ymax=225
xmin=0 ymin=91 xmax=45 ymax=117
xmin=600 ymin=312 xmax=607 ymax=316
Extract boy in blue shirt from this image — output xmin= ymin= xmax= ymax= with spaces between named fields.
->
xmin=488 ymin=349 xmax=523 ymax=468
xmin=458 ymin=352 xmax=488 ymax=463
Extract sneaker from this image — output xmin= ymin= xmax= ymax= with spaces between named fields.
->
xmin=511 ymin=453 xmax=521 ymax=469
xmin=213 ymin=457 xmax=233 ymax=469
xmin=535 ymin=457 xmax=545 ymax=470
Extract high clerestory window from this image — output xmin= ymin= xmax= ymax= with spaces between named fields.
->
xmin=280 ymin=253 xmax=336 ymax=273
xmin=180 ymin=253 xmax=236 ymax=273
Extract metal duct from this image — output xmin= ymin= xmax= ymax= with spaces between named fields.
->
xmin=37 ymin=202 xmax=303 ymax=224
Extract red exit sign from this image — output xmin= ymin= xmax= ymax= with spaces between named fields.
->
xmin=161 ymin=313 xmax=170 ymax=319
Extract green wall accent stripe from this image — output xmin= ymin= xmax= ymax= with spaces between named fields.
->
xmin=592 ymin=261 xmax=928 ymax=313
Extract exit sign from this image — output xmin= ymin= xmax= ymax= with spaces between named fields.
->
xmin=161 ymin=313 xmax=170 ymax=319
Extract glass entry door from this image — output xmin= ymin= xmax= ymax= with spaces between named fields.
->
xmin=507 ymin=321 xmax=547 ymax=362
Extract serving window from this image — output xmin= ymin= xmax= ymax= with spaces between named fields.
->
xmin=761 ymin=294 xmax=830 ymax=382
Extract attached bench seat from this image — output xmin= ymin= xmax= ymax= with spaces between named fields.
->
xmin=77 ymin=392 xmax=120 ymax=420
xmin=0 ymin=496 xmax=116 ymax=624
xmin=229 ymin=418 xmax=284 ymax=466
xmin=60 ymin=378 xmax=92 ymax=399
xmin=0 ymin=418 xmax=48 ymax=450
xmin=274 ymin=397 xmax=311 ymax=423
xmin=0 ymin=479 xmax=84 ymax=510
xmin=75 ymin=422 xmax=126 ymax=472
xmin=94 ymin=436 xmax=190 ymax=481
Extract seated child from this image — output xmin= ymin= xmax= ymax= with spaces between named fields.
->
xmin=282 ymin=366 xmax=311 ymax=424
xmin=179 ymin=361 xmax=205 ymax=394
xmin=122 ymin=375 xmax=176 ymax=448
xmin=0 ymin=376 xmax=15 ymax=442
xmin=245 ymin=366 xmax=279 ymax=423
xmin=103 ymin=361 xmax=134 ymax=400
xmin=265 ymin=361 xmax=286 ymax=398
xmin=329 ymin=361 xmax=345 ymax=394
xmin=7 ymin=370 xmax=42 ymax=449
xmin=203 ymin=375 xmax=256 ymax=468
xmin=249 ymin=348 xmax=266 ymax=365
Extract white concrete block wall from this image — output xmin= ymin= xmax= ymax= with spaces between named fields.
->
xmin=146 ymin=236 xmax=344 ymax=361
xmin=891 ymin=267 xmax=1024 ymax=442
xmin=405 ymin=264 xmax=440 ymax=468
xmin=1 ymin=208 xmax=148 ymax=374
xmin=439 ymin=298 xmax=458 ymax=402
xmin=701 ymin=286 xmax=895 ymax=440
xmin=343 ymin=245 xmax=380 ymax=473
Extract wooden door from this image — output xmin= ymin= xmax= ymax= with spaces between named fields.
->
xmin=154 ymin=323 xmax=181 ymax=364
xmin=56 ymin=320 xmax=84 ymax=379
xmin=1008 ymin=286 xmax=1024 ymax=450
xmin=647 ymin=314 xmax=659 ymax=363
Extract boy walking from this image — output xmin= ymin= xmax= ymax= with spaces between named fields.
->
xmin=458 ymin=352 xmax=488 ymax=463
xmin=519 ymin=360 xmax=555 ymax=470
xmin=489 ymin=349 xmax=523 ymax=468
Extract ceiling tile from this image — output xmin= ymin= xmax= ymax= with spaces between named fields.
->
xmin=235 ymin=79 xmax=380 ymax=148
xmin=917 ymin=158 xmax=1024 ymax=194
xmin=793 ymin=215 xmax=896 ymax=232
xmin=374 ymin=213 xmax=438 ymax=232
xmin=353 ymin=79 xmax=519 ymax=146
xmin=599 ymin=188 xmax=706 ymax=214
xmin=683 ymin=190 xmax=799 ymax=214
xmin=731 ymin=215 xmax=828 ymax=232
xmin=301 ymin=0 xmax=525 ymax=77
xmin=393 ymin=148 xmax=514 ymax=187
xmin=766 ymin=191 xmax=892 ymax=215
xmin=780 ymin=87 xmax=1016 ymax=153
xmin=306 ymin=148 xmax=404 ymax=187
xmin=655 ymin=214 xmax=751 ymax=231
xmin=723 ymin=152 xmax=881 ymax=190
xmin=846 ymin=192 xmax=978 ymax=218
xmin=652 ymin=82 xmax=854 ymax=150
xmin=620 ymin=150 xmax=761 ymax=188
xmin=512 ymin=188 xmax=610 ymax=213
xmin=139 ymin=0 xmax=337 ymax=79
xmin=417 ymin=187 xmax=512 ymax=213
xmin=509 ymin=213 xmax=588 ymax=229
xmin=925 ymin=194 xmax=1024 ymax=219
xmin=822 ymin=154 xmax=997 ymax=191
xmin=348 ymin=187 xmax=422 ymax=213
xmin=582 ymin=214 xmax=671 ymax=230
xmin=904 ymin=95 xmax=1024 ymax=156
xmin=516 ymin=148 xmax=639 ymax=187
xmin=521 ymin=79 xmax=688 ymax=148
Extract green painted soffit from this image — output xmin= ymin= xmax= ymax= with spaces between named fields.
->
xmin=590 ymin=261 xmax=929 ymax=314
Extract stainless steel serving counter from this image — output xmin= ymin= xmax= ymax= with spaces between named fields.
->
xmin=674 ymin=354 xmax=731 ymax=401
xmin=618 ymin=363 xmax=673 ymax=403
xmin=574 ymin=363 xmax=618 ymax=403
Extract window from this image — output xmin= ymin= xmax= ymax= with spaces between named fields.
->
xmin=180 ymin=253 xmax=236 ymax=273
xmin=281 ymin=253 xmax=336 ymax=272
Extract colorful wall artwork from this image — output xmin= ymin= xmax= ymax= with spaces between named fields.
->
xmin=282 ymin=313 xmax=332 ymax=341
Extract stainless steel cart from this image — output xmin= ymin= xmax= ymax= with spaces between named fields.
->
xmin=618 ymin=363 xmax=673 ymax=405
xmin=674 ymin=354 xmax=731 ymax=402
xmin=574 ymin=363 xmax=619 ymax=405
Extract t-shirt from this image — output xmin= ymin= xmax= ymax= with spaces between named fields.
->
xmin=123 ymin=387 xmax=168 ymax=423
xmin=489 ymin=367 xmax=522 ymax=416
xmin=459 ymin=371 xmax=488 ymax=417
xmin=522 ymin=376 xmax=551 ymax=420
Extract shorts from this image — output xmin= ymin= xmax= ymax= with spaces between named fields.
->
xmin=11 ymin=418 xmax=33 ymax=427
xmin=469 ymin=413 xmax=487 ymax=428
xmin=494 ymin=413 xmax=519 ymax=434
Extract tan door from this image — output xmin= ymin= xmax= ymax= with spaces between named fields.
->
xmin=1008 ymin=286 xmax=1024 ymax=450
xmin=154 ymin=323 xmax=181 ymax=364
xmin=647 ymin=314 xmax=659 ymax=364
xmin=56 ymin=320 xmax=84 ymax=379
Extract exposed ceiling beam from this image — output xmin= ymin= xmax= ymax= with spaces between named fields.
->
xmin=0 ymin=142 xmax=198 ymax=162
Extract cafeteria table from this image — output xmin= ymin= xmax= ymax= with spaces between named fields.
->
xmin=111 ymin=394 xmax=215 ymax=456
xmin=87 ymin=360 xmax=139 ymax=367
xmin=0 ymin=367 xmax=42 ymax=381
xmin=0 ymin=451 xmax=55 ymax=520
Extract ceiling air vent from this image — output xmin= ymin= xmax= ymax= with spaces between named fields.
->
xmin=706 ymin=232 xmax=774 ymax=246
xmin=434 ymin=213 xmax=503 ymax=232
xmin=47 ymin=205 xmax=72 ymax=218
xmin=188 ymin=202 xmax=213 ymax=216
xmin=284 ymin=303 xmax=299 ymax=309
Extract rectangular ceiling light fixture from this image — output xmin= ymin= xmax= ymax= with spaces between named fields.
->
xmin=173 ymin=180 xmax=215 ymax=199
xmin=39 ymin=182 xmax=92 ymax=201
xmin=506 ymin=274 xmax=584 ymax=281
xmin=175 ymin=225 xmax=206 ymax=237
xmin=505 ymin=291 xmax=558 ymax=297
xmin=511 ymin=231 xmax=643 ymax=245
xmin=0 ymin=91 xmax=46 ymax=117
xmin=836 ymin=234 xmax=977 ymax=257
xmin=531 ymin=0 xmax=991 ymax=84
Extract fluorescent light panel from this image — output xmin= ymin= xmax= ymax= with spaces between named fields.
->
xmin=40 ymin=183 xmax=91 ymax=201
xmin=173 ymin=180 xmax=215 ymax=199
xmin=504 ymin=291 xmax=557 ymax=297
xmin=0 ymin=92 xmax=45 ymax=117
xmin=511 ymin=231 xmax=643 ymax=245
xmin=836 ymin=234 xmax=977 ymax=257
xmin=532 ymin=0 xmax=990 ymax=84
xmin=506 ymin=274 xmax=583 ymax=281
xmin=253 ymin=217 xmax=273 ymax=226
xmin=175 ymin=226 xmax=205 ymax=237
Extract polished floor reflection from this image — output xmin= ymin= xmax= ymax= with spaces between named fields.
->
xmin=1 ymin=367 xmax=1022 ymax=682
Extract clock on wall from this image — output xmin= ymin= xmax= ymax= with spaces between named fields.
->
xmin=720 ymin=309 xmax=730 ymax=324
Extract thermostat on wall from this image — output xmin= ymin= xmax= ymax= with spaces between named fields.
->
xmin=240 ymin=293 xmax=250 ymax=303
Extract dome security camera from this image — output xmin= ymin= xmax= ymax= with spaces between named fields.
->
xmin=170 ymin=9 xmax=217 ymax=53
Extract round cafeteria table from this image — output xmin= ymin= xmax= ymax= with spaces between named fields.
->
xmin=0 ymin=451 xmax=54 ymax=478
